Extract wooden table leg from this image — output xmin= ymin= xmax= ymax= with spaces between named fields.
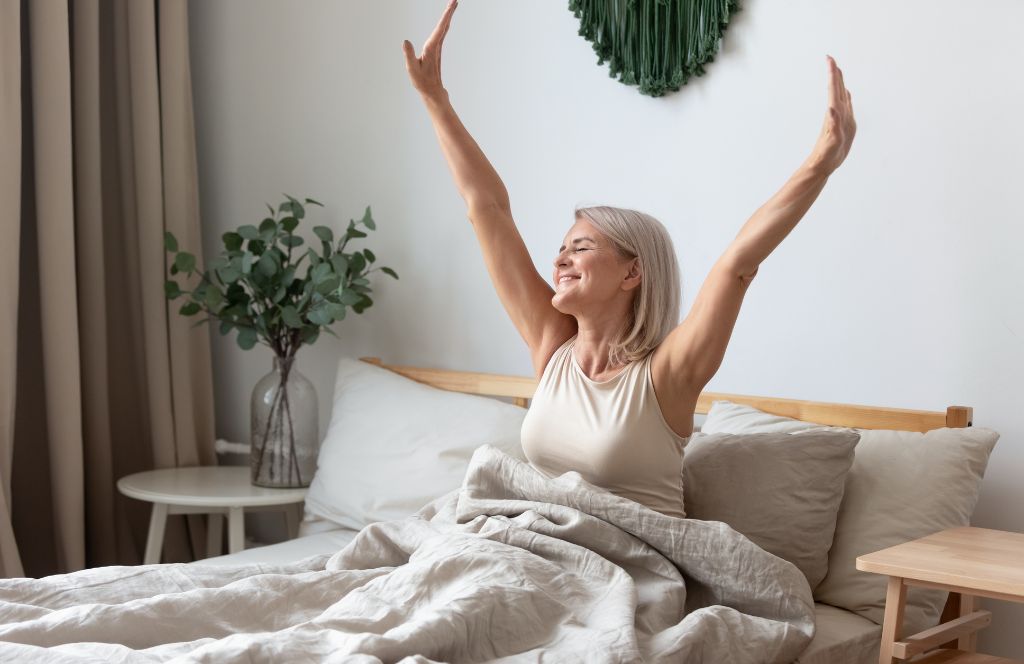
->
xmin=284 ymin=503 xmax=300 ymax=540
xmin=206 ymin=513 xmax=224 ymax=558
xmin=228 ymin=506 xmax=245 ymax=554
xmin=958 ymin=594 xmax=978 ymax=652
xmin=878 ymin=576 xmax=908 ymax=664
xmin=144 ymin=503 xmax=168 ymax=564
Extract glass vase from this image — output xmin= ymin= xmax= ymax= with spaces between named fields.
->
xmin=250 ymin=356 xmax=318 ymax=488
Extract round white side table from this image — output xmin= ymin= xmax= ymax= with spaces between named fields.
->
xmin=117 ymin=466 xmax=308 ymax=564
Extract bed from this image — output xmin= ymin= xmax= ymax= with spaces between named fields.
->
xmin=0 ymin=356 xmax=998 ymax=663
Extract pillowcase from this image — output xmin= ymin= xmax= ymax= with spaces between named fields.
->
xmin=701 ymin=400 xmax=999 ymax=635
xmin=682 ymin=430 xmax=860 ymax=589
xmin=304 ymin=357 xmax=528 ymax=530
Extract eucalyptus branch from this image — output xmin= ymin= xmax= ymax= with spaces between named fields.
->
xmin=164 ymin=196 xmax=398 ymax=356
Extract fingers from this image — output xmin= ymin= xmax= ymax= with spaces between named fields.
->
xmin=425 ymin=0 xmax=458 ymax=52
xmin=402 ymin=39 xmax=418 ymax=69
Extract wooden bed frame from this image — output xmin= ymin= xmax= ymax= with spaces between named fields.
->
xmin=359 ymin=356 xmax=974 ymax=634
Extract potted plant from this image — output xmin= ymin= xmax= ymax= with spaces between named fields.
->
xmin=164 ymin=195 xmax=398 ymax=488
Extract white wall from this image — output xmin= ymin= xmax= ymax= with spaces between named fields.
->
xmin=188 ymin=1 xmax=1024 ymax=656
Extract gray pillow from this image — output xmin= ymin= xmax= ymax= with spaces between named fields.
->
xmin=701 ymin=400 xmax=999 ymax=635
xmin=683 ymin=430 xmax=861 ymax=589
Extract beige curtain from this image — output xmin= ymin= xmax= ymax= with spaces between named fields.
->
xmin=0 ymin=0 xmax=216 ymax=577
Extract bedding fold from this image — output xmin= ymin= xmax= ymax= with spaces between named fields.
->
xmin=0 ymin=446 xmax=815 ymax=663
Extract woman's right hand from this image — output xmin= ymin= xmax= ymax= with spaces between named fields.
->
xmin=402 ymin=0 xmax=458 ymax=101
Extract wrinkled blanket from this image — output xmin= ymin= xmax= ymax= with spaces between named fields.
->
xmin=0 ymin=446 xmax=814 ymax=663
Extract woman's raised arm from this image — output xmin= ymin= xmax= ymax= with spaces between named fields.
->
xmin=656 ymin=56 xmax=857 ymax=396
xmin=402 ymin=1 xmax=575 ymax=376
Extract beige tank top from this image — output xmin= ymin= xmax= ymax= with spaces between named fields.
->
xmin=521 ymin=334 xmax=689 ymax=518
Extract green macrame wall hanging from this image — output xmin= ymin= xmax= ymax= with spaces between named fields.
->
xmin=569 ymin=0 xmax=740 ymax=97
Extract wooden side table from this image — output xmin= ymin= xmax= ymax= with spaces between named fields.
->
xmin=856 ymin=526 xmax=1024 ymax=664
xmin=117 ymin=466 xmax=308 ymax=564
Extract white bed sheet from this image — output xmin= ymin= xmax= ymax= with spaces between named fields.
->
xmin=195 ymin=524 xmax=881 ymax=663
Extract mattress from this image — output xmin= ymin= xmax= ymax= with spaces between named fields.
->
xmin=195 ymin=525 xmax=881 ymax=663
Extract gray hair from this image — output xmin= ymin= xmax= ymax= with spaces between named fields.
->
xmin=574 ymin=205 xmax=681 ymax=366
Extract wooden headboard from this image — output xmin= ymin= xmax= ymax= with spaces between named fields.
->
xmin=360 ymin=357 xmax=973 ymax=433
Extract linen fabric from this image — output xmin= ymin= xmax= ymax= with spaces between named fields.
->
xmin=1 ymin=0 xmax=214 ymax=577
xmin=0 ymin=446 xmax=814 ymax=663
xmin=522 ymin=334 xmax=689 ymax=518
xmin=701 ymin=400 xmax=998 ymax=635
xmin=304 ymin=357 xmax=528 ymax=530
xmin=682 ymin=429 xmax=860 ymax=588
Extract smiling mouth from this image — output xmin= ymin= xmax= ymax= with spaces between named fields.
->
xmin=558 ymin=276 xmax=580 ymax=284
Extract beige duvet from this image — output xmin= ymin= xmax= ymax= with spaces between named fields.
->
xmin=0 ymin=446 xmax=815 ymax=663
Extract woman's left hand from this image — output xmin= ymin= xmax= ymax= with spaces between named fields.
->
xmin=807 ymin=56 xmax=857 ymax=175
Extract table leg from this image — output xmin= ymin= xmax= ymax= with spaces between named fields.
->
xmin=958 ymin=594 xmax=978 ymax=652
xmin=878 ymin=576 xmax=907 ymax=664
xmin=284 ymin=503 xmax=299 ymax=539
xmin=144 ymin=503 xmax=168 ymax=564
xmin=228 ymin=506 xmax=245 ymax=554
xmin=206 ymin=513 xmax=224 ymax=558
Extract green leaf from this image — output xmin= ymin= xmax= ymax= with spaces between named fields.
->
xmin=257 ymin=253 xmax=277 ymax=277
xmin=169 ymin=263 xmax=179 ymax=276
xmin=361 ymin=206 xmax=376 ymax=230
xmin=347 ymin=228 xmax=368 ymax=240
xmin=381 ymin=266 xmax=399 ymax=279
xmin=363 ymin=248 xmax=376 ymax=263
xmin=259 ymin=217 xmax=277 ymax=237
xmin=281 ymin=306 xmax=303 ymax=328
xmin=281 ymin=267 xmax=297 ymax=287
xmin=292 ymin=201 xmax=305 ymax=220
xmin=205 ymin=286 xmax=225 ymax=310
xmin=330 ymin=254 xmax=349 ymax=276
xmin=241 ymin=252 xmax=254 ymax=274
xmin=164 ymin=280 xmax=182 ymax=299
xmin=174 ymin=252 xmax=196 ymax=273
xmin=209 ymin=256 xmax=230 ymax=270
xmin=316 ymin=275 xmax=341 ymax=295
xmin=281 ymin=235 xmax=304 ymax=248
xmin=266 ymin=203 xmax=275 ymax=216
xmin=281 ymin=216 xmax=299 ymax=233
xmin=305 ymin=197 xmax=323 ymax=207
xmin=313 ymin=226 xmax=333 ymax=244
xmin=273 ymin=285 xmax=287 ymax=303
xmin=219 ymin=320 xmax=234 ymax=335
xmin=179 ymin=301 xmax=201 ymax=316
xmin=222 ymin=232 xmax=243 ymax=251
xmin=311 ymin=262 xmax=331 ymax=283
xmin=339 ymin=289 xmax=363 ymax=306
xmin=238 ymin=225 xmax=259 ymax=240
xmin=326 ymin=303 xmax=347 ymax=321
xmin=164 ymin=231 xmax=178 ymax=252
xmin=237 ymin=327 xmax=258 ymax=350
xmin=349 ymin=284 xmax=371 ymax=294
xmin=352 ymin=277 xmax=370 ymax=286
xmin=278 ymin=200 xmax=293 ymax=214
xmin=349 ymin=252 xmax=366 ymax=273
xmin=307 ymin=305 xmax=332 ymax=326
xmin=299 ymin=326 xmax=320 ymax=345
xmin=248 ymin=239 xmax=266 ymax=255
xmin=218 ymin=266 xmax=241 ymax=284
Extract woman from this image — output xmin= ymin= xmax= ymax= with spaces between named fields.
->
xmin=403 ymin=1 xmax=856 ymax=518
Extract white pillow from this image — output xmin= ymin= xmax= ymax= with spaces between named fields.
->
xmin=701 ymin=400 xmax=998 ymax=635
xmin=304 ymin=357 xmax=528 ymax=530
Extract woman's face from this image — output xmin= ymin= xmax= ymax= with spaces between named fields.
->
xmin=551 ymin=218 xmax=639 ymax=314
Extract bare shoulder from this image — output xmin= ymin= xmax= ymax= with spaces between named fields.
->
xmin=529 ymin=319 xmax=577 ymax=382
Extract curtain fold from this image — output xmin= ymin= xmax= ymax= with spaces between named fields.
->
xmin=0 ymin=0 xmax=26 ymax=579
xmin=1 ymin=0 xmax=216 ymax=578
